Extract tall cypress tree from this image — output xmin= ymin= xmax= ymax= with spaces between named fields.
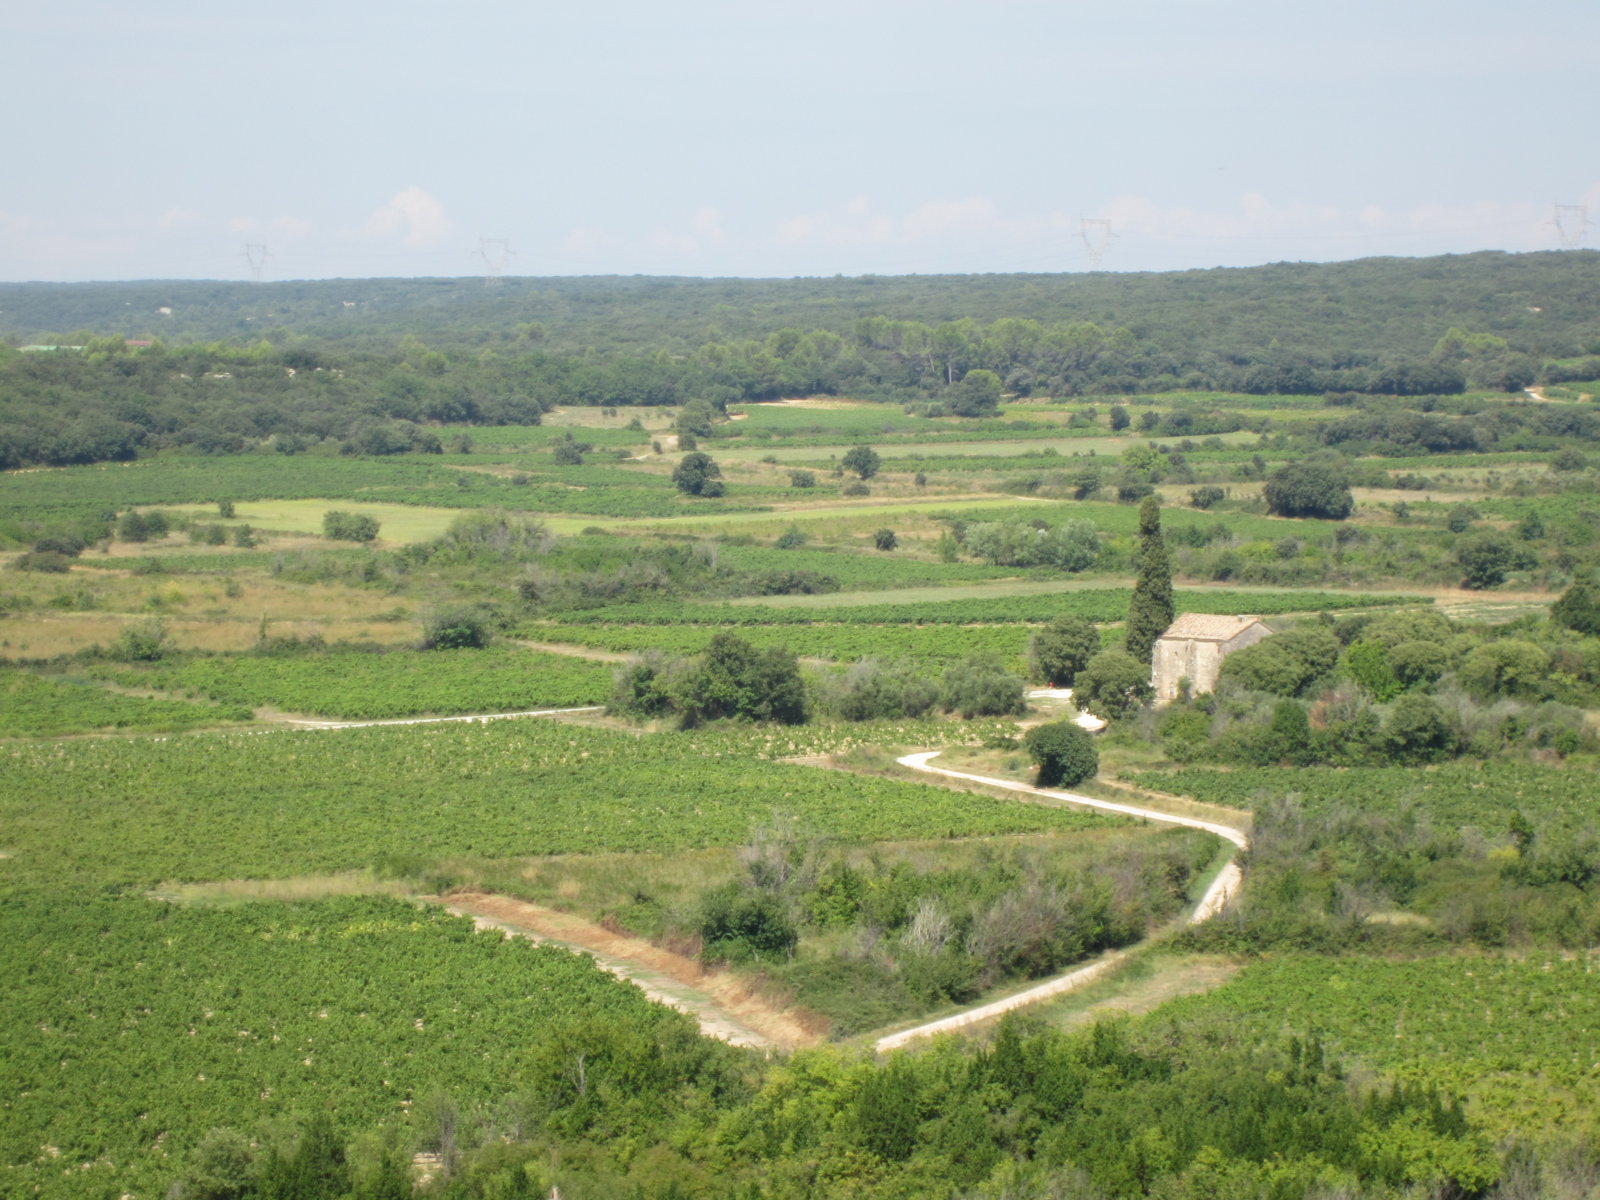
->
xmin=1125 ymin=496 xmax=1174 ymax=664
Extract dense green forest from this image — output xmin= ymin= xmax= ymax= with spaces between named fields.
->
xmin=5 ymin=252 xmax=1597 ymax=359
xmin=3 ymin=252 xmax=1598 ymax=470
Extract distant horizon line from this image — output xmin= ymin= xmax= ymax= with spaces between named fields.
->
xmin=1 ymin=246 xmax=1593 ymax=289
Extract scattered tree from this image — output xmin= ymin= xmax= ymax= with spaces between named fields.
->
xmin=1380 ymin=694 xmax=1457 ymax=764
xmin=673 ymin=633 xmax=807 ymax=727
xmin=775 ymin=524 xmax=807 ymax=550
xmin=1024 ymin=721 xmax=1098 ymax=787
xmin=1074 ymin=649 xmax=1153 ymax=720
xmin=841 ymin=445 xmax=881 ymax=479
xmin=673 ymin=451 xmax=723 ymax=496
xmin=873 ymin=528 xmax=898 ymax=551
xmin=1262 ymin=462 xmax=1353 ymax=519
xmin=1028 ymin=615 xmax=1100 ymax=687
xmin=940 ymin=657 xmax=1026 ymax=718
xmin=323 ymin=510 xmax=380 ymax=542
xmin=948 ymin=369 xmax=1002 ymax=417
xmin=420 ymin=605 xmax=493 ymax=649
xmin=1552 ymin=576 xmax=1600 ymax=635
xmin=1456 ymin=532 xmax=1514 ymax=589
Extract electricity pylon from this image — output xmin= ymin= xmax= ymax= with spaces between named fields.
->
xmin=478 ymin=238 xmax=513 ymax=285
xmin=1552 ymin=205 xmax=1592 ymax=249
xmin=1080 ymin=219 xmax=1113 ymax=269
xmin=244 ymin=243 xmax=272 ymax=282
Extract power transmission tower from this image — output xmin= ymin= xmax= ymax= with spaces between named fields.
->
xmin=244 ymin=243 xmax=272 ymax=282
xmin=478 ymin=238 xmax=513 ymax=285
xmin=1552 ymin=205 xmax=1592 ymax=249
xmin=1079 ymin=219 xmax=1113 ymax=269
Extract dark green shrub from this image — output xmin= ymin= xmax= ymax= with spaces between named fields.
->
xmin=940 ymin=657 xmax=1025 ymax=718
xmin=323 ymin=510 xmax=380 ymax=542
xmin=1028 ymin=615 xmax=1100 ymax=687
xmin=672 ymin=452 xmax=722 ymax=496
xmin=420 ymin=606 xmax=493 ymax=650
xmin=700 ymin=884 xmax=797 ymax=964
xmin=1263 ymin=462 xmax=1353 ymax=519
xmin=1074 ymin=649 xmax=1153 ymax=719
xmin=1024 ymin=721 xmax=1099 ymax=787
xmin=841 ymin=445 xmax=880 ymax=479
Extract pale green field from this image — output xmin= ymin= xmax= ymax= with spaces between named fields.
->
xmin=618 ymin=496 xmax=1069 ymax=538
xmin=727 ymin=578 xmax=1108 ymax=608
xmin=712 ymin=429 xmax=1257 ymax=464
xmin=541 ymin=406 xmax=678 ymax=431
xmin=732 ymin=576 xmax=1442 ymax=610
xmin=165 ymin=499 xmax=466 ymax=544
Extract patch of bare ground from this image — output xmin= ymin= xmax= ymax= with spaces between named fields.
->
xmin=437 ymin=891 xmax=824 ymax=1053
xmin=514 ymin=639 xmax=633 ymax=663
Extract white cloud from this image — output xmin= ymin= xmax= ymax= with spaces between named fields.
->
xmin=364 ymin=186 xmax=453 ymax=246
xmin=648 ymin=206 xmax=729 ymax=255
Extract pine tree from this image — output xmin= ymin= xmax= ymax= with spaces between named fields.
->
xmin=1125 ymin=496 xmax=1174 ymax=664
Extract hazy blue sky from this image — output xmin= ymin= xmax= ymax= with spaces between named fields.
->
xmin=3 ymin=0 xmax=1596 ymax=281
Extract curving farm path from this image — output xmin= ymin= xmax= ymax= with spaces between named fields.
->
xmin=874 ymin=751 xmax=1249 ymax=1053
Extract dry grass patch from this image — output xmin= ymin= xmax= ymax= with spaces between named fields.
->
xmin=1 ymin=574 xmax=414 ymax=657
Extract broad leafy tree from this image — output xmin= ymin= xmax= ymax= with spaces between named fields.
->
xmin=1552 ymin=576 xmax=1600 ymax=635
xmin=1028 ymin=615 xmax=1100 ymax=687
xmin=1263 ymin=462 xmax=1353 ymax=519
xmin=1456 ymin=532 xmax=1514 ymax=589
xmin=841 ymin=444 xmax=881 ymax=479
xmin=672 ymin=451 xmax=724 ymax=496
xmin=1024 ymin=721 xmax=1098 ymax=787
xmin=1074 ymin=649 xmax=1153 ymax=720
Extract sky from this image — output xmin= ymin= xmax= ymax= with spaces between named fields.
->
xmin=2 ymin=0 xmax=1597 ymax=282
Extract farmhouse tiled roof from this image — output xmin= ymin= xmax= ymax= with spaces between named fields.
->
xmin=1158 ymin=613 xmax=1264 ymax=643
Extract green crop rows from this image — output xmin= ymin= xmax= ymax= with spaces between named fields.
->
xmin=2 ymin=892 xmax=699 ymax=1200
xmin=1154 ymin=955 xmax=1600 ymax=1141
xmin=1130 ymin=762 xmax=1590 ymax=828
xmin=0 ymin=454 xmax=776 ymax=522
xmin=0 ymin=718 xmax=1108 ymax=888
xmin=552 ymin=587 xmax=1417 ymax=627
xmin=88 ymin=647 xmax=613 ymax=719
xmin=0 ymin=669 xmax=250 ymax=737
xmin=711 ymin=543 xmax=1022 ymax=587
xmin=535 ymin=622 xmax=1030 ymax=668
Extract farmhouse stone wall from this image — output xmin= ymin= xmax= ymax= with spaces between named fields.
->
xmin=1151 ymin=614 xmax=1271 ymax=703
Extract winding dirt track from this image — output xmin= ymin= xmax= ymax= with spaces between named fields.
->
xmin=874 ymin=752 xmax=1248 ymax=1053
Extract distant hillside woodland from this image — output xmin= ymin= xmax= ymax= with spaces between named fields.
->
xmin=1 ymin=251 xmax=1597 ymax=470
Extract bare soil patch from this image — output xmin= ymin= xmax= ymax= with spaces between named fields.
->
xmin=514 ymin=639 xmax=632 ymax=664
xmin=440 ymin=891 xmax=824 ymax=1052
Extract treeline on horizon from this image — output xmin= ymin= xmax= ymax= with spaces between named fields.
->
xmin=2 ymin=250 xmax=1598 ymax=470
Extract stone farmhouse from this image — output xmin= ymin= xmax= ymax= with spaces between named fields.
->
xmin=1151 ymin=613 xmax=1271 ymax=703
